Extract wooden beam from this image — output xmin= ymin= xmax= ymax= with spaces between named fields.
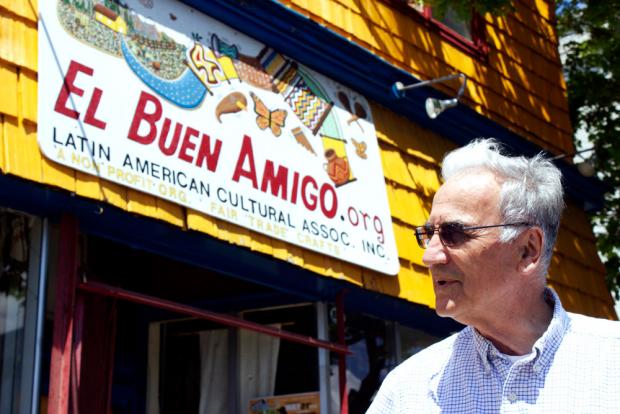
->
xmin=76 ymin=294 xmax=117 ymax=414
xmin=47 ymin=215 xmax=79 ymax=414
xmin=77 ymin=280 xmax=350 ymax=355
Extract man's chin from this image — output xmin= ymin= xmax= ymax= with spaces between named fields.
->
xmin=435 ymin=308 xmax=454 ymax=318
xmin=434 ymin=299 xmax=457 ymax=318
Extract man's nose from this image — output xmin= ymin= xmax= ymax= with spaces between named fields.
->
xmin=422 ymin=232 xmax=448 ymax=267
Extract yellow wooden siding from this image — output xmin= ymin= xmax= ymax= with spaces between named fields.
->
xmin=0 ymin=6 xmax=37 ymax=72
xmin=0 ymin=0 xmax=38 ymax=22
xmin=279 ymin=0 xmax=574 ymax=155
xmin=0 ymin=2 xmax=615 ymax=319
xmin=523 ymin=0 xmax=554 ymax=29
xmin=490 ymin=11 xmax=556 ymax=51
xmin=0 ymin=61 xmax=19 ymax=118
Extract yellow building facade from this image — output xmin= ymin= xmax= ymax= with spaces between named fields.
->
xmin=0 ymin=0 xmax=615 ymax=413
xmin=1 ymin=0 xmax=612 ymax=315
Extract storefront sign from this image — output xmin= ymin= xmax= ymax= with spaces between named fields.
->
xmin=38 ymin=0 xmax=399 ymax=274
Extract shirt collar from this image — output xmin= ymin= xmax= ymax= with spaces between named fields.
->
xmin=471 ymin=325 xmax=493 ymax=373
xmin=530 ymin=287 xmax=570 ymax=374
xmin=471 ymin=287 xmax=570 ymax=376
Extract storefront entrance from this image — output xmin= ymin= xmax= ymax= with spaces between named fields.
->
xmin=72 ymin=234 xmax=335 ymax=414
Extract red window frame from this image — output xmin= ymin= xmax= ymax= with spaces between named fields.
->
xmin=387 ymin=1 xmax=489 ymax=60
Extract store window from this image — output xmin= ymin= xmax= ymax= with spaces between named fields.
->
xmin=148 ymin=304 xmax=320 ymax=414
xmin=0 ymin=210 xmax=43 ymax=413
xmin=329 ymin=310 xmax=442 ymax=414
xmin=394 ymin=0 xmax=488 ymax=58
xmin=70 ymin=235 xmax=444 ymax=413
xmin=83 ymin=236 xmax=325 ymax=414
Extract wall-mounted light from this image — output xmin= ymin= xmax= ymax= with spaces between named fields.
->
xmin=392 ymin=73 xmax=467 ymax=119
xmin=551 ymin=147 xmax=596 ymax=177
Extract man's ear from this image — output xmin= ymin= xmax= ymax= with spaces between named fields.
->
xmin=518 ymin=226 xmax=544 ymax=273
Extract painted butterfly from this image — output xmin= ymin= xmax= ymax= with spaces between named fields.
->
xmin=351 ymin=138 xmax=368 ymax=159
xmin=250 ymin=92 xmax=287 ymax=137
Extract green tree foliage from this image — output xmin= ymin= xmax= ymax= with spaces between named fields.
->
xmin=558 ymin=1 xmax=620 ymax=299
xmin=418 ymin=0 xmax=513 ymax=20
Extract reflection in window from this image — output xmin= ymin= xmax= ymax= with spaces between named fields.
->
xmin=406 ymin=0 xmax=425 ymax=13
xmin=329 ymin=311 xmax=441 ymax=413
xmin=403 ymin=1 xmax=475 ymax=42
xmin=438 ymin=8 xmax=472 ymax=41
xmin=398 ymin=324 xmax=441 ymax=360
xmin=0 ymin=211 xmax=36 ymax=412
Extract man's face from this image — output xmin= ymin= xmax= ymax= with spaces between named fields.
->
xmin=422 ymin=170 xmax=521 ymax=326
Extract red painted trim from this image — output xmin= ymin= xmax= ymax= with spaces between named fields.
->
xmin=383 ymin=0 xmax=489 ymax=60
xmin=105 ymin=301 xmax=117 ymax=414
xmin=433 ymin=18 xmax=487 ymax=60
xmin=70 ymin=348 xmax=79 ymax=414
xmin=71 ymin=295 xmax=84 ymax=414
xmin=77 ymin=280 xmax=350 ymax=355
xmin=337 ymin=291 xmax=348 ymax=414
xmin=72 ymin=295 xmax=84 ymax=390
xmin=47 ymin=215 xmax=79 ymax=414
xmin=471 ymin=13 xmax=490 ymax=55
xmin=421 ymin=5 xmax=432 ymax=19
xmin=76 ymin=294 xmax=118 ymax=413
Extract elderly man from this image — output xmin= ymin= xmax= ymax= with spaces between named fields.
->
xmin=367 ymin=139 xmax=619 ymax=413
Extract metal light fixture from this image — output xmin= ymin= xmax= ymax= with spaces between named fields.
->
xmin=392 ymin=73 xmax=467 ymax=119
xmin=551 ymin=147 xmax=596 ymax=177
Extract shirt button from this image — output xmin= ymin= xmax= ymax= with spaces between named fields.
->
xmin=533 ymin=365 xmax=541 ymax=373
xmin=508 ymin=393 xmax=518 ymax=403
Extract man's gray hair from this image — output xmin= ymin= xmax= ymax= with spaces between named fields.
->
xmin=441 ymin=138 xmax=564 ymax=272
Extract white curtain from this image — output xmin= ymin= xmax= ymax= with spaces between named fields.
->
xmin=238 ymin=326 xmax=281 ymax=413
xmin=199 ymin=329 xmax=230 ymax=413
xmin=199 ymin=326 xmax=281 ymax=414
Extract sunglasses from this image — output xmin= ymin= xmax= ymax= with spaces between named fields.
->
xmin=414 ymin=222 xmax=531 ymax=249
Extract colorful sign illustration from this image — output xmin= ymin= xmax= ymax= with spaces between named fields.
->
xmin=38 ymin=0 xmax=399 ymax=275
xmin=249 ymin=392 xmax=320 ymax=414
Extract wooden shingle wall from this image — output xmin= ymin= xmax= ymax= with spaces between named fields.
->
xmin=0 ymin=0 xmax=615 ymax=318
xmin=278 ymin=0 xmax=574 ymax=156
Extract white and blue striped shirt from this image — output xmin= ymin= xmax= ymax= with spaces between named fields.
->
xmin=367 ymin=289 xmax=620 ymax=413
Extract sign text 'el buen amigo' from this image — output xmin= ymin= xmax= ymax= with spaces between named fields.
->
xmin=38 ymin=0 xmax=399 ymax=275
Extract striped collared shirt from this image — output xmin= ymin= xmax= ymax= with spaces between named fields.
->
xmin=367 ymin=289 xmax=620 ymax=413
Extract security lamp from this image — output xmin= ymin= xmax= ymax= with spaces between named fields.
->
xmin=551 ymin=147 xmax=596 ymax=177
xmin=392 ymin=73 xmax=467 ymax=119
xmin=576 ymin=161 xmax=596 ymax=177
xmin=425 ymin=97 xmax=458 ymax=119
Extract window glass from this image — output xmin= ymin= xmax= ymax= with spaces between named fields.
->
xmin=398 ymin=323 xmax=441 ymax=360
xmin=0 ymin=210 xmax=40 ymax=413
xmin=150 ymin=304 xmax=319 ymax=414
xmin=328 ymin=310 xmax=443 ymax=414
xmin=328 ymin=312 xmax=397 ymax=414
xmin=437 ymin=8 xmax=473 ymax=41
xmin=85 ymin=236 xmax=323 ymax=414
xmin=406 ymin=0 xmax=425 ymax=13
xmin=403 ymin=1 xmax=474 ymax=41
